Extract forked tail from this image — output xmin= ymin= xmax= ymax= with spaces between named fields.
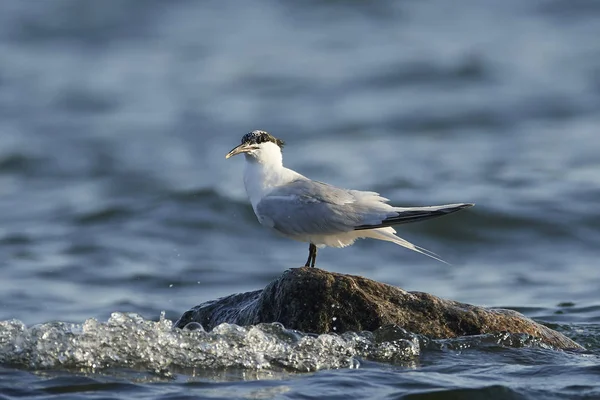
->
xmin=362 ymin=227 xmax=451 ymax=265
xmin=356 ymin=202 xmax=474 ymax=264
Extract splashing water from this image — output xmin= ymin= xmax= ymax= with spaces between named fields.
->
xmin=0 ymin=313 xmax=422 ymax=375
xmin=0 ymin=313 xmax=565 ymax=378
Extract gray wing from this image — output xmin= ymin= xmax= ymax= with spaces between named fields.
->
xmin=255 ymin=179 xmax=395 ymax=236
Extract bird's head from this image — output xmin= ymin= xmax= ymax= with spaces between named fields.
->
xmin=225 ymin=130 xmax=285 ymax=164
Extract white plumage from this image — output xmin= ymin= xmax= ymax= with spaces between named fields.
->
xmin=226 ymin=130 xmax=473 ymax=267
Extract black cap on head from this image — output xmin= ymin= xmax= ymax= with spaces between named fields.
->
xmin=242 ymin=130 xmax=285 ymax=149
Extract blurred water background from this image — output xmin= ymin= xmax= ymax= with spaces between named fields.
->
xmin=0 ymin=0 xmax=599 ymax=398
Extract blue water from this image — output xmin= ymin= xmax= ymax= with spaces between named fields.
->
xmin=1 ymin=0 xmax=599 ymax=398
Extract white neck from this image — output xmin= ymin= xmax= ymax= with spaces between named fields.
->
xmin=242 ymin=142 xmax=298 ymax=210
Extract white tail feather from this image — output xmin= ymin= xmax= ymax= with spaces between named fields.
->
xmin=362 ymin=227 xmax=450 ymax=265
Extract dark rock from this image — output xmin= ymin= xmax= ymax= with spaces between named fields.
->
xmin=175 ymin=267 xmax=583 ymax=350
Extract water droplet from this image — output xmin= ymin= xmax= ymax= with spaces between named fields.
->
xmin=183 ymin=322 xmax=204 ymax=331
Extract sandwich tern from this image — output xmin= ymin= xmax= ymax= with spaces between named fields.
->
xmin=226 ymin=130 xmax=473 ymax=267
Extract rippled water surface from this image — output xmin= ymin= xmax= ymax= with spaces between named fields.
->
xmin=1 ymin=0 xmax=600 ymax=398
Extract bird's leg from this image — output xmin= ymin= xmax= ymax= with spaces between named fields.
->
xmin=304 ymin=243 xmax=317 ymax=268
xmin=304 ymin=243 xmax=313 ymax=267
xmin=310 ymin=244 xmax=318 ymax=268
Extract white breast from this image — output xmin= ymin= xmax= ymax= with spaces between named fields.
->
xmin=243 ymin=160 xmax=300 ymax=214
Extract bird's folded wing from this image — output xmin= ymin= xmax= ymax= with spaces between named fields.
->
xmin=354 ymin=203 xmax=474 ymax=230
xmin=255 ymin=179 xmax=393 ymax=236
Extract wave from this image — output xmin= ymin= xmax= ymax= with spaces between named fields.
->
xmin=0 ymin=313 xmax=568 ymax=378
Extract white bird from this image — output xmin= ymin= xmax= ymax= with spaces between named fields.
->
xmin=226 ymin=130 xmax=473 ymax=268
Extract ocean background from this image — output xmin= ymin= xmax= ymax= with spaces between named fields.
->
xmin=1 ymin=0 xmax=599 ymax=398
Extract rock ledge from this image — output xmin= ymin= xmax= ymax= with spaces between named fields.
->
xmin=175 ymin=267 xmax=583 ymax=350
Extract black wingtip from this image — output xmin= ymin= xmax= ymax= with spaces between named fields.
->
xmin=443 ymin=203 xmax=474 ymax=214
xmin=354 ymin=202 xmax=474 ymax=231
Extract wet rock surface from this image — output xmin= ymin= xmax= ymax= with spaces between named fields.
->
xmin=175 ymin=267 xmax=583 ymax=350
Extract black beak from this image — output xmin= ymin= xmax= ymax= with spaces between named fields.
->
xmin=225 ymin=143 xmax=255 ymax=159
